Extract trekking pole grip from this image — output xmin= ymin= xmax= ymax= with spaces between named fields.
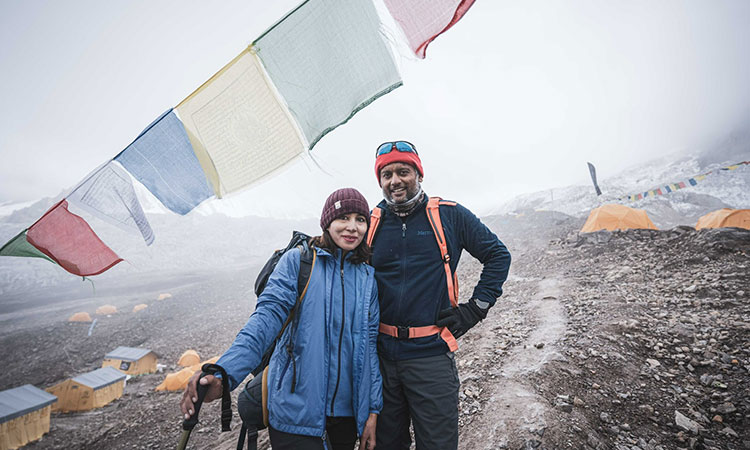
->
xmin=182 ymin=372 xmax=211 ymax=431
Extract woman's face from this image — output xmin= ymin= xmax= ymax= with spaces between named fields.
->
xmin=327 ymin=213 xmax=368 ymax=252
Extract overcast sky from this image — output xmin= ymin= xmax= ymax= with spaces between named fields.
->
xmin=1 ymin=0 xmax=749 ymax=218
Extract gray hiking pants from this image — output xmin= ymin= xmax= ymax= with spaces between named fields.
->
xmin=375 ymin=352 xmax=460 ymax=450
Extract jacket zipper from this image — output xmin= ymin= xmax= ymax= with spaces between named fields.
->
xmin=396 ymin=220 xmax=407 ymax=319
xmin=330 ymin=256 xmax=346 ymax=416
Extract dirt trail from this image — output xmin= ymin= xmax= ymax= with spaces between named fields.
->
xmin=460 ymin=276 xmax=568 ymax=449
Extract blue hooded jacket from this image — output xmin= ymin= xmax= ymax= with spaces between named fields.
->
xmin=217 ymin=246 xmax=382 ymax=436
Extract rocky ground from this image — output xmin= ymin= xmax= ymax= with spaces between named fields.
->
xmin=1 ymin=215 xmax=748 ymax=449
xmin=456 ymin=223 xmax=750 ymax=450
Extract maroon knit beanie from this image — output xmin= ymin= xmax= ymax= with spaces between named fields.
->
xmin=320 ymin=188 xmax=370 ymax=231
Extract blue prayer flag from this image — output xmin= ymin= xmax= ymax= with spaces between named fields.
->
xmin=115 ymin=110 xmax=213 ymax=215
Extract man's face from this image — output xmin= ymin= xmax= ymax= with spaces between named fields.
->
xmin=379 ymin=162 xmax=422 ymax=204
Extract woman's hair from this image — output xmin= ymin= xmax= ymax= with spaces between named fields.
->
xmin=310 ymin=231 xmax=372 ymax=265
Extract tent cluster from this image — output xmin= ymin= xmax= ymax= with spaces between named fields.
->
xmin=1 ymin=345 xmax=222 ymax=448
xmin=66 ymin=305 xmax=122 ymax=322
xmin=0 ymin=0 xmax=476 ymax=280
xmin=67 ymin=293 xmax=172 ymax=323
xmin=0 ymin=346 xmax=155 ymax=449
xmin=580 ymin=205 xmax=750 ymax=233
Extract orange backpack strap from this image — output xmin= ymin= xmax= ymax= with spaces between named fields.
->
xmin=426 ymin=197 xmax=459 ymax=307
xmin=366 ymin=207 xmax=382 ymax=247
xmin=373 ymin=198 xmax=461 ymax=352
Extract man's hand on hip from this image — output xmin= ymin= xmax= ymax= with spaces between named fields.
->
xmin=435 ymin=298 xmax=488 ymax=339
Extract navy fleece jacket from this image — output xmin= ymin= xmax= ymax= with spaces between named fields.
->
xmin=371 ymin=196 xmax=511 ymax=361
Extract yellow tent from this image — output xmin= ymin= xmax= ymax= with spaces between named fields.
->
xmin=46 ymin=367 xmax=125 ymax=413
xmin=155 ymin=356 xmax=219 ymax=392
xmin=68 ymin=312 xmax=92 ymax=323
xmin=696 ymin=208 xmax=750 ymax=230
xmin=132 ymin=304 xmax=148 ymax=313
xmin=157 ymin=293 xmax=172 ymax=300
xmin=95 ymin=305 xmax=117 ymax=315
xmin=581 ymin=204 xmax=658 ymax=233
xmin=178 ymin=350 xmax=200 ymax=367
xmin=155 ymin=367 xmax=195 ymax=392
xmin=0 ymin=385 xmax=57 ymax=450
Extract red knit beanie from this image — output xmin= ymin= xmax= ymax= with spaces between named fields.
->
xmin=320 ymin=188 xmax=370 ymax=231
xmin=374 ymin=143 xmax=424 ymax=183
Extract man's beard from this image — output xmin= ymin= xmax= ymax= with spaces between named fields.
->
xmin=384 ymin=184 xmax=424 ymax=217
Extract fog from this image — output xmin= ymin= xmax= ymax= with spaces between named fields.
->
xmin=1 ymin=0 xmax=749 ymax=217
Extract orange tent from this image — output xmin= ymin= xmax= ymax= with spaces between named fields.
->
xmin=178 ymin=350 xmax=200 ymax=367
xmin=581 ymin=204 xmax=658 ymax=233
xmin=155 ymin=367 xmax=195 ymax=392
xmin=95 ymin=305 xmax=117 ymax=315
xmin=68 ymin=312 xmax=92 ymax=322
xmin=696 ymin=209 xmax=750 ymax=230
xmin=132 ymin=304 xmax=148 ymax=313
xmin=155 ymin=356 xmax=219 ymax=392
xmin=157 ymin=293 xmax=172 ymax=300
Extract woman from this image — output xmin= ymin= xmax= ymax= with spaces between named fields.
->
xmin=180 ymin=188 xmax=380 ymax=450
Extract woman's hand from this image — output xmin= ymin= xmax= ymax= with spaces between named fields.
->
xmin=359 ymin=413 xmax=378 ymax=449
xmin=180 ymin=371 xmax=223 ymax=419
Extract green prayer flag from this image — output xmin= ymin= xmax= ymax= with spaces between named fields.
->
xmin=0 ymin=230 xmax=57 ymax=264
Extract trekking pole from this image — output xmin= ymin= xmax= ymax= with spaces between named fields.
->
xmin=176 ymin=364 xmax=232 ymax=450
xmin=176 ymin=372 xmax=211 ymax=450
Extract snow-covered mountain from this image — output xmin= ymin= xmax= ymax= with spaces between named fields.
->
xmin=2 ymin=129 xmax=748 ymax=295
xmin=493 ymin=130 xmax=750 ymax=229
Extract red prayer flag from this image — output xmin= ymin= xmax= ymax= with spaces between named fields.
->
xmin=26 ymin=200 xmax=123 ymax=276
xmin=384 ymin=0 xmax=476 ymax=58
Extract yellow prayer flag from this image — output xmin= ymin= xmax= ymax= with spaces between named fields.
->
xmin=176 ymin=48 xmax=305 ymax=197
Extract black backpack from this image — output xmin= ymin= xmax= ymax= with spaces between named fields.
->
xmin=250 ymin=230 xmax=316 ymax=375
xmin=237 ymin=231 xmax=317 ymax=450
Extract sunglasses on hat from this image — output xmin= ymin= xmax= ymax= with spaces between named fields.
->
xmin=375 ymin=141 xmax=418 ymax=157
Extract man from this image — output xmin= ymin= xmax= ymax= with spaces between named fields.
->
xmin=368 ymin=141 xmax=511 ymax=450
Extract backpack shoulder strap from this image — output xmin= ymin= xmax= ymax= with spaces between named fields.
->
xmin=261 ymin=366 xmax=270 ymax=428
xmin=275 ymin=244 xmax=317 ymax=340
xmin=426 ymin=197 xmax=459 ymax=307
xmin=366 ymin=206 xmax=383 ymax=247
xmin=296 ymin=243 xmax=315 ymax=299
